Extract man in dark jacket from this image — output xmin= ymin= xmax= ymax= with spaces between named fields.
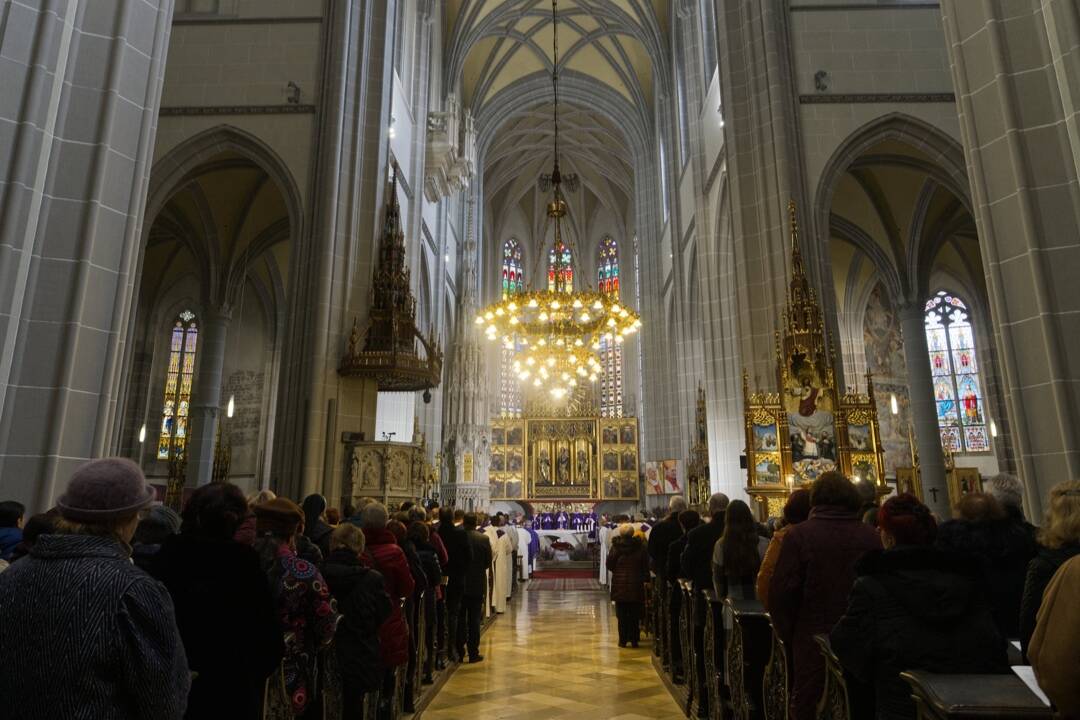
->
xmin=768 ymin=472 xmax=881 ymax=720
xmin=437 ymin=506 xmax=472 ymax=662
xmin=680 ymin=493 xmax=729 ymax=718
xmin=647 ymin=496 xmax=688 ymax=578
xmin=322 ymin=524 xmax=392 ymax=720
xmin=460 ymin=513 xmax=493 ymax=663
xmin=935 ymin=492 xmax=1036 ymax=639
xmin=831 ymin=494 xmax=1008 ymax=720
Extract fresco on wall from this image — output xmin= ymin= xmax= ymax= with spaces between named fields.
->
xmin=863 ymin=284 xmax=910 ymax=476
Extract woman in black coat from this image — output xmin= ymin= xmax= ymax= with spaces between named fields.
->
xmin=831 ymin=494 xmax=1008 ymax=720
xmin=607 ymin=526 xmax=651 ymax=648
xmin=151 ymin=482 xmax=283 ymax=720
xmin=302 ymin=494 xmax=334 ymax=559
xmin=322 ymin=524 xmax=392 ymax=720
xmin=407 ymin=520 xmax=443 ymax=682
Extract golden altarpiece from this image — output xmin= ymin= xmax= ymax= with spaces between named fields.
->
xmin=743 ymin=204 xmax=886 ymax=519
xmin=489 ymin=387 xmax=640 ymax=503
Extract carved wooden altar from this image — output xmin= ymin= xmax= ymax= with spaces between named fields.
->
xmin=488 ymin=415 xmax=639 ymax=501
xmin=349 ymin=440 xmax=429 ymax=508
xmin=744 ymin=203 xmax=886 ymax=519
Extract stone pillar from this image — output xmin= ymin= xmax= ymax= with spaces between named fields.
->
xmin=941 ymin=0 xmax=1080 ymax=515
xmin=897 ymin=304 xmax=949 ymax=517
xmin=0 ymin=0 xmax=174 ymax=511
xmin=185 ymin=310 xmax=231 ymax=486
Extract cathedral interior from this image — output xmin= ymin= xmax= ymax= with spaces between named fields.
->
xmin=2 ymin=0 xmax=1080 ymax=718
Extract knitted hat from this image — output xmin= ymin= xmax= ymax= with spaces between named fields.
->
xmin=57 ymin=458 xmax=156 ymax=522
xmin=254 ymin=497 xmax=303 ymax=537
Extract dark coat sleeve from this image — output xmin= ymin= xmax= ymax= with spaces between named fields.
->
xmin=477 ymin=535 xmax=493 ymax=570
xmin=767 ymin=528 xmax=805 ymax=642
xmin=679 ymin=535 xmax=693 ymax=580
xmin=242 ymin=550 xmax=285 ymax=678
xmin=1019 ymin=556 xmax=1053 ymax=657
xmin=828 ymin=577 xmax=876 ymax=685
xmin=117 ymin=578 xmax=191 ymax=720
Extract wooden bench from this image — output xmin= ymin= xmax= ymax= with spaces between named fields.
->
xmin=702 ymin=590 xmax=724 ymax=720
xmin=900 ymin=671 xmax=1054 ymax=719
xmin=814 ymin=634 xmax=874 ymax=720
xmin=724 ymin=598 xmax=772 ymax=720
xmin=761 ymin=613 xmax=789 ymax=720
xmin=679 ymin=579 xmax=697 ymax=716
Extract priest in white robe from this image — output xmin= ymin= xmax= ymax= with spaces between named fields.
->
xmin=598 ymin=520 xmax=614 ymax=585
xmin=484 ymin=516 xmax=514 ymax=613
xmin=515 ymin=521 xmax=531 ymax=581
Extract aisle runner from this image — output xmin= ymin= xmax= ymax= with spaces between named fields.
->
xmin=526 ymin=577 xmax=604 ymax=591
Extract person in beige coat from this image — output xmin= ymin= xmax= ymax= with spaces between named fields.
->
xmin=1030 ymin=553 xmax=1080 ymax=719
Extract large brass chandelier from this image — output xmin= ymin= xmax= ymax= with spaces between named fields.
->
xmin=474 ymin=0 xmax=641 ymax=400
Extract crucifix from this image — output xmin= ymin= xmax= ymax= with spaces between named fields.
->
xmin=927 ymin=487 xmax=939 ymax=503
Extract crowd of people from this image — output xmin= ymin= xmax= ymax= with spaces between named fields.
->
xmin=0 ymin=459 xmax=523 ymax=720
xmin=636 ymin=472 xmax=1080 ymax=720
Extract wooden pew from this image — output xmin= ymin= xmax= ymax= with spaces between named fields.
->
xmin=814 ymin=635 xmax=873 ymax=720
xmin=679 ymin=579 xmax=697 ymax=715
xmin=702 ymin=590 xmax=724 ymax=720
xmin=724 ymin=598 xmax=772 ymax=720
xmin=761 ymin=614 xmax=789 ymax=720
xmin=900 ymin=671 xmax=1054 ymax=719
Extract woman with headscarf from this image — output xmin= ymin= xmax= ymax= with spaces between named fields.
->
xmin=302 ymin=494 xmax=334 ymax=560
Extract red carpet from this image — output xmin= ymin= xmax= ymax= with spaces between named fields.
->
xmin=530 ymin=568 xmax=597 ymax=579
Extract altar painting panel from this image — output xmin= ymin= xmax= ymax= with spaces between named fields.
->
xmin=785 ymin=348 xmax=837 ymax=482
xmin=599 ymin=418 xmax=639 ymax=499
xmin=489 ymin=419 xmax=525 ymax=500
xmin=527 ymin=419 xmax=596 ymax=498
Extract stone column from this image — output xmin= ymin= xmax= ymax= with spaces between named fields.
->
xmin=941 ymin=0 xmax=1080 ymax=514
xmin=185 ymin=310 xmax=231 ymax=486
xmin=897 ymin=304 xmax=949 ymax=516
xmin=0 ymin=0 xmax=174 ymax=511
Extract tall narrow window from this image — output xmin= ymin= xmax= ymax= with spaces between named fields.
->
xmin=499 ymin=240 xmax=524 ymax=416
xmin=924 ymin=291 xmax=988 ymax=453
xmin=157 ymin=310 xmax=199 ymax=459
xmin=598 ymin=237 xmax=623 ymax=418
xmin=548 ymin=241 xmax=573 ymax=293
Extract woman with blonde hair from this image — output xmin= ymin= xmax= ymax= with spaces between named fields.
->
xmin=234 ymin=489 xmax=277 ymax=545
xmin=1020 ymin=479 xmax=1080 ymax=657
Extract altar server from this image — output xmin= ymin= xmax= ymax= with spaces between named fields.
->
xmin=516 ymin=520 xmax=531 ymax=581
xmin=598 ymin=520 xmax=614 ymax=585
xmin=485 ymin=516 xmax=514 ymax=613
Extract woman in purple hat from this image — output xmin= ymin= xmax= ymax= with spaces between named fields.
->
xmin=0 ymin=458 xmax=191 ymax=719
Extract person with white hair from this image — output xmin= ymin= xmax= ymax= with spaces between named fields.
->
xmin=647 ymin=495 xmax=688 ymax=580
xmin=986 ymin=473 xmax=1037 ymax=541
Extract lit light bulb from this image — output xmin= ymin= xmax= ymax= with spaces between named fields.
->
xmin=890 ymin=394 xmax=899 ymax=416
xmin=138 ymin=424 xmax=146 ymax=444
xmin=990 ymin=419 xmax=998 ymax=438
xmin=226 ymin=395 xmax=235 ymax=419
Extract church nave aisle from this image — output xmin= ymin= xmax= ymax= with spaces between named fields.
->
xmin=419 ymin=588 xmax=682 ymax=720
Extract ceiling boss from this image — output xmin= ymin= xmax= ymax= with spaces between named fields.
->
xmin=475 ymin=0 xmax=641 ymax=402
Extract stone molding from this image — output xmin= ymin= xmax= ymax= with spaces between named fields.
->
xmin=159 ymin=104 xmax=317 ymax=116
xmin=799 ymin=93 xmax=955 ymax=104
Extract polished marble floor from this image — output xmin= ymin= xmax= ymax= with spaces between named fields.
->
xmin=419 ymin=587 xmax=683 ymax=719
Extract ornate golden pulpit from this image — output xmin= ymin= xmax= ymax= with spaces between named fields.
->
xmin=744 ymin=203 xmax=886 ymax=518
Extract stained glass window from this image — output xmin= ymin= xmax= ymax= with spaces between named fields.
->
xmin=924 ymin=292 xmax=988 ymax=452
xmin=157 ymin=310 xmax=198 ymax=459
xmin=548 ymin=241 xmax=573 ymax=293
xmin=598 ymin=237 xmax=623 ymax=418
xmin=499 ymin=240 xmax=524 ymax=416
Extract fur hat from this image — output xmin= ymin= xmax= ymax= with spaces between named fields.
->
xmin=254 ymin=497 xmax=303 ymax=537
xmin=57 ymin=458 xmax=156 ymax=522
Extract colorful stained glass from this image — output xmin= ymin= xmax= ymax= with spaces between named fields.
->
xmin=924 ymin=291 xmax=989 ymax=453
xmin=499 ymin=240 xmax=524 ymax=416
xmin=597 ymin=237 xmax=623 ymax=418
xmin=157 ymin=313 xmax=198 ymax=459
xmin=548 ymin=243 xmax=573 ymax=293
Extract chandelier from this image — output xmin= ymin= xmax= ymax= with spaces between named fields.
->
xmin=474 ymin=0 xmax=641 ymax=400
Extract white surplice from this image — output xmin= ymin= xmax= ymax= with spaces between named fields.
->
xmin=598 ymin=524 xmax=614 ymax=585
xmin=484 ymin=526 xmax=514 ymax=613
xmin=515 ymin=525 xmax=531 ymax=580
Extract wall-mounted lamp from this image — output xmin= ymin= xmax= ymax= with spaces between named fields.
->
xmin=227 ymin=395 xmax=235 ymax=419
xmin=890 ymin=393 xmax=899 ymax=416
xmin=138 ymin=424 xmax=146 ymax=444
xmin=990 ymin=419 xmax=998 ymax=438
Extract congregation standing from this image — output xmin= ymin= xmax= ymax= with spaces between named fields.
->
xmin=0 ymin=458 xmax=522 ymax=720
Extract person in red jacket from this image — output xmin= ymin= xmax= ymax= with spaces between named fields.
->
xmin=766 ymin=472 xmax=881 ymax=720
xmin=358 ymin=502 xmax=415 ymax=716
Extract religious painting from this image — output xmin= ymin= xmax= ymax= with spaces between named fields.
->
xmin=848 ymin=423 xmax=871 ymax=452
xmin=753 ymin=422 xmax=779 ymax=451
xmin=604 ymin=475 xmax=619 ymax=498
xmin=508 ymin=450 xmax=523 ymax=473
xmin=507 ymin=426 xmax=523 ymax=447
xmin=603 ymin=451 xmax=619 ymax=471
xmin=947 ymin=468 xmax=982 ymax=509
xmin=754 ymin=455 xmax=781 ymax=485
xmin=621 ymin=449 xmax=637 ymax=472
xmin=504 ymin=479 xmax=523 ymax=500
xmin=852 ymin=455 xmax=878 ymax=485
xmin=490 ymin=453 xmax=505 ymax=472
xmin=535 ymin=443 xmax=553 ymax=487
xmin=620 ymin=476 xmax=637 ymax=498
xmin=662 ymin=460 xmax=681 ymax=494
xmin=556 ymin=443 xmax=571 ymax=485
xmin=603 ymin=426 xmax=619 ymax=445
xmin=645 ymin=462 xmax=663 ymax=495
xmin=621 ymin=425 xmax=635 ymax=445
xmin=492 ymin=427 xmax=505 ymax=446
xmin=896 ymin=467 xmax=923 ymax=501
xmin=785 ymin=347 xmax=837 ymax=482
